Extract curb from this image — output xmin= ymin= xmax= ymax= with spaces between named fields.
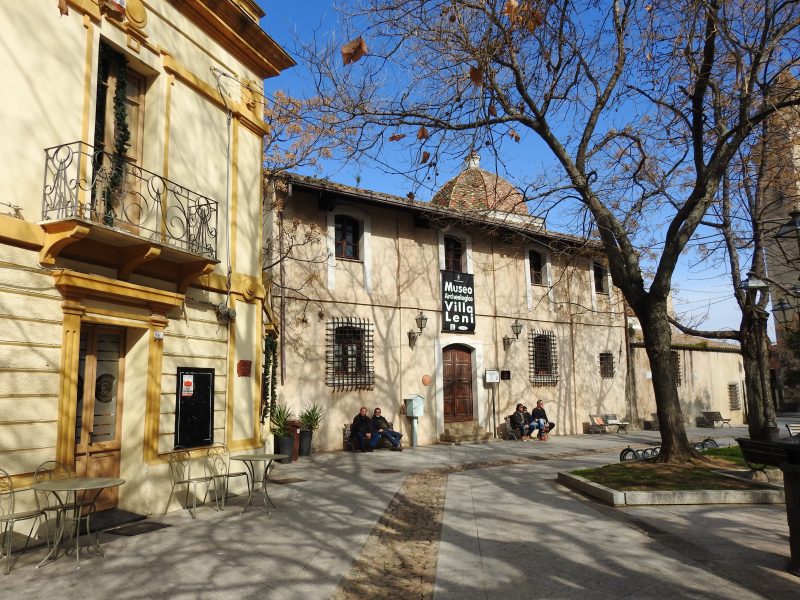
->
xmin=557 ymin=471 xmax=785 ymax=506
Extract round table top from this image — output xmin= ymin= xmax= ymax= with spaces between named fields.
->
xmin=229 ymin=453 xmax=288 ymax=462
xmin=32 ymin=477 xmax=126 ymax=492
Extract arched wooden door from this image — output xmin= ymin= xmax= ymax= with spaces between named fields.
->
xmin=442 ymin=345 xmax=474 ymax=422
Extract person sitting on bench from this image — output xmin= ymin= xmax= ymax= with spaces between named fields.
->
xmin=531 ymin=400 xmax=556 ymax=440
xmin=351 ymin=407 xmax=378 ymax=452
xmin=371 ymin=407 xmax=403 ymax=451
xmin=512 ymin=403 xmax=532 ymax=440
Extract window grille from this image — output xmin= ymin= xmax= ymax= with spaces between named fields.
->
xmin=670 ymin=351 xmax=681 ymax=386
xmin=334 ymin=215 xmax=360 ymax=259
xmin=728 ymin=383 xmax=741 ymax=411
xmin=593 ymin=263 xmax=608 ymax=294
xmin=529 ymin=250 xmax=543 ymax=285
xmin=444 ymin=236 xmax=463 ymax=272
xmin=326 ymin=317 xmax=374 ymax=390
xmin=599 ymin=352 xmax=615 ymax=378
xmin=528 ymin=330 xmax=559 ymax=386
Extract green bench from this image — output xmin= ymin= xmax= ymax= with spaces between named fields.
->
xmin=735 ymin=437 xmax=788 ymax=472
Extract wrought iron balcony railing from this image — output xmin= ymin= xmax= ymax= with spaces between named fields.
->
xmin=42 ymin=141 xmax=218 ymax=260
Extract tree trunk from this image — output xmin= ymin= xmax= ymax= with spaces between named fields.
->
xmin=740 ymin=308 xmax=779 ymax=440
xmin=638 ymin=301 xmax=695 ymax=462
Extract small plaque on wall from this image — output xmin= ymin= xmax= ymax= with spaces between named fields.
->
xmin=500 ymin=370 xmax=511 ymax=380
xmin=485 ymin=370 xmax=500 ymax=383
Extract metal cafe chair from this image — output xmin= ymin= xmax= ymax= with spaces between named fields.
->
xmin=33 ymin=461 xmax=92 ymax=557
xmin=166 ymin=447 xmax=214 ymax=519
xmin=0 ymin=467 xmax=47 ymax=575
xmin=205 ymin=443 xmax=247 ymax=511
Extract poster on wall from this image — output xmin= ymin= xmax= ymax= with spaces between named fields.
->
xmin=181 ymin=374 xmax=194 ymax=397
xmin=441 ymin=270 xmax=476 ymax=333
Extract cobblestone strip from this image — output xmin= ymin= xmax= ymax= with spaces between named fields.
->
xmin=332 ymin=448 xmax=615 ymax=600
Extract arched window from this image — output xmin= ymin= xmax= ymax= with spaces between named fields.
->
xmin=444 ymin=235 xmax=463 ymax=272
xmin=334 ymin=215 xmax=360 ymax=260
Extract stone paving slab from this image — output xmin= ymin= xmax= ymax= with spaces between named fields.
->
xmin=0 ymin=426 xmax=797 ymax=600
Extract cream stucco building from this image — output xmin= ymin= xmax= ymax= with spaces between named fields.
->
xmin=268 ymin=162 xmax=633 ymax=452
xmin=0 ymin=0 xmax=292 ymax=515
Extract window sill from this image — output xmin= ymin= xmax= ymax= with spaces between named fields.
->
xmin=334 ymin=256 xmax=363 ymax=264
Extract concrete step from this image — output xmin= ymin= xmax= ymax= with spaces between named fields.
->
xmin=439 ymin=431 xmax=492 ymax=443
xmin=443 ymin=421 xmax=480 ymax=433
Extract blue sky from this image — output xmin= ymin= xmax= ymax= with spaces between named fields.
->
xmin=256 ymin=1 xmax=750 ymax=337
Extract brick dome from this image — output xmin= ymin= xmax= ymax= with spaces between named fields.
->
xmin=431 ymin=154 xmax=529 ymax=216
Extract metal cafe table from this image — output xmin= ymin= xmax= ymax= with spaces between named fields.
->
xmin=32 ymin=476 xmax=125 ymax=569
xmin=229 ymin=454 xmax=287 ymax=514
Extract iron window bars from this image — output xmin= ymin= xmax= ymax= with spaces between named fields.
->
xmin=599 ymin=351 xmax=615 ymax=378
xmin=528 ymin=329 xmax=559 ymax=386
xmin=326 ymin=317 xmax=375 ymax=390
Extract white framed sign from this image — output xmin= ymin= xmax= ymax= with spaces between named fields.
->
xmin=485 ymin=370 xmax=500 ymax=383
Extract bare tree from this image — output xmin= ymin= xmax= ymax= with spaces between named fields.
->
xmin=672 ymin=130 xmax=783 ymax=440
xmin=302 ymin=0 xmax=800 ymax=461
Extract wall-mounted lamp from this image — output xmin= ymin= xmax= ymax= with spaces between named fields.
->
xmin=503 ymin=319 xmax=524 ymax=351
xmin=738 ymin=272 xmax=769 ymax=294
xmin=407 ymin=311 xmax=428 ymax=349
xmin=773 ymin=297 xmax=794 ymax=327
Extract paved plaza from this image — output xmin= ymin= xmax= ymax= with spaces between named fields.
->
xmin=3 ymin=422 xmax=800 ymax=599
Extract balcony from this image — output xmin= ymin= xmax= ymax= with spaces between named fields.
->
xmin=40 ymin=142 xmax=219 ymax=291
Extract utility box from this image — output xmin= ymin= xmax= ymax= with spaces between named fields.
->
xmin=405 ymin=394 xmax=425 ymax=418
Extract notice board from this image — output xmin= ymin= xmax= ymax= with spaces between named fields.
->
xmin=175 ymin=367 xmax=214 ymax=448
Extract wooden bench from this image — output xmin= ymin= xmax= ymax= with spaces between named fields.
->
xmin=503 ymin=416 xmax=519 ymax=440
xmin=603 ymin=413 xmax=630 ymax=434
xmin=700 ymin=411 xmax=732 ymax=428
xmin=735 ymin=437 xmax=788 ymax=472
xmin=787 ymin=423 xmax=800 ymax=437
xmin=343 ymin=422 xmax=394 ymax=451
xmin=588 ymin=414 xmax=629 ymax=434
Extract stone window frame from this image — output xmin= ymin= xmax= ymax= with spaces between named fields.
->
xmin=326 ymin=206 xmax=372 ymax=292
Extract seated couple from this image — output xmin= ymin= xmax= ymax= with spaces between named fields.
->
xmin=512 ymin=400 xmax=556 ymax=440
xmin=351 ymin=407 xmax=403 ymax=452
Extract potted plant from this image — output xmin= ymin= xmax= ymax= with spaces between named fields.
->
xmin=270 ymin=403 xmax=294 ymax=464
xmin=297 ymin=403 xmax=324 ymax=456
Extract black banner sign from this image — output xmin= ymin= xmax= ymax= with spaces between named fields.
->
xmin=441 ymin=271 xmax=476 ymax=332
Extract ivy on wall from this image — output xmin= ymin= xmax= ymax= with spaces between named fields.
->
xmin=261 ymin=335 xmax=278 ymax=424
xmin=105 ymin=52 xmax=130 ymax=226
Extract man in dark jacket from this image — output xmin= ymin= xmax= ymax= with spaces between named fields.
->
xmin=351 ymin=407 xmax=378 ymax=452
xmin=512 ymin=403 xmax=531 ymax=440
xmin=531 ymin=400 xmax=556 ymax=440
xmin=371 ymin=407 xmax=403 ymax=450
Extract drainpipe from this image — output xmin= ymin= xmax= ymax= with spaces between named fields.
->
xmin=569 ymin=311 xmax=578 ymax=435
xmin=279 ymin=183 xmax=290 ymax=385
xmin=623 ymin=309 xmax=637 ymax=426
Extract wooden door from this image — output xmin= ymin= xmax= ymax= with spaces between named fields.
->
xmin=74 ymin=327 xmax=125 ymax=510
xmin=443 ymin=345 xmax=473 ymax=422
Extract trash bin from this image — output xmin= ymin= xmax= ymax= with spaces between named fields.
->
xmin=777 ymin=438 xmax=800 ymax=576
xmin=286 ymin=419 xmax=302 ymax=462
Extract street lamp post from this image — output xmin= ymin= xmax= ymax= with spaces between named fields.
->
xmin=738 ymin=273 xmax=781 ymax=441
